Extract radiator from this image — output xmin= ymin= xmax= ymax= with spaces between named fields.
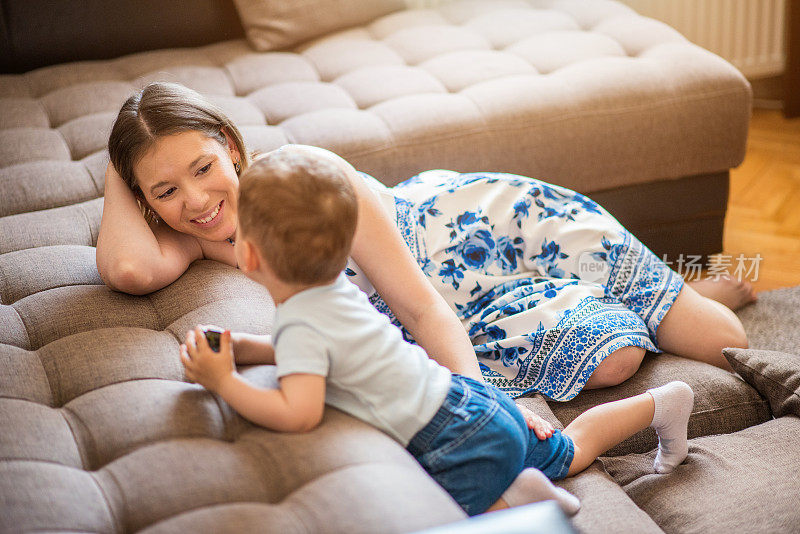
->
xmin=405 ymin=0 xmax=787 ymax=78
xmin=621 ymin=0 xmax=786 ymax=78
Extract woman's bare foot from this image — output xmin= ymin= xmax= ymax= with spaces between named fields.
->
xmin=687 ymin=275 xmax=757 ymax=311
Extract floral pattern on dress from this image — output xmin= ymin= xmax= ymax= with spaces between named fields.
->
xmin=349 ymin=170 xmax=684 ymax=401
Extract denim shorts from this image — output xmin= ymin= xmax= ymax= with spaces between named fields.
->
xmin=407 ymin=374 xmax=574 ymax=516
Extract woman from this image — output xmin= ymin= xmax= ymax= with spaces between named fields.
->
xmin=97 ymin=82 xmax=752 ymax=414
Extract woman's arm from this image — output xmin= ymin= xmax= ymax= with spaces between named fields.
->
xmin=350 ymin=183 xmax=483 ymax=381
xmin=338 ymin=160 xmax=552 ymax=430
xmin=96 ymin=162 xmax=203 ymax=295
xmin=282 ymin=146 xmax=482 ymax=381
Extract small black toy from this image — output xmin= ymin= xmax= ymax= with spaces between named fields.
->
xmin=202 ymin=326 xmax=224 ymax=352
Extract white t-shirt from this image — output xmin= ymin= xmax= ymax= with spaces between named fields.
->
xmin=273 ymin=273 xmax=452 ymax=445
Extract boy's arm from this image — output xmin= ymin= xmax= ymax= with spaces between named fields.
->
xmin=231 ymin=332 xmax=276 ymax=365
xmin=194 ymin=326 xmax=275 ymax=365
xmin=181 ymin=326 xmax=326 ymax=433
xmin=217 ymin=372 xmax=325 ymax=433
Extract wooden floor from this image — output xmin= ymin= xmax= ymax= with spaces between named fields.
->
xmin=725 ymin=108 xmax=800 ymax=292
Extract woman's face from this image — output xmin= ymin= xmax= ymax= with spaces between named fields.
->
xmin=134 ymin=130 xmax=240 ymax=242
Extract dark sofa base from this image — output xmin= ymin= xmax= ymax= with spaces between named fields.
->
xmin=591 ymin=171 xmax=728 ymax=261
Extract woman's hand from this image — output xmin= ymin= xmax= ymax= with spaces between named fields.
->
xmin=97 ymin=161 xmax=203 ymax=295
xmin=181 ymin=326 xmax=236 ymax=393
xmin=516 ymin=402 xmax=555 ymax=440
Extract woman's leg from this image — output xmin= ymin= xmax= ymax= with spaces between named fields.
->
xmin=465 ymin=279 xmax=657 ymax=400
xmin=583 ymin=345 xmax=647 ymax=389
xmin=655 ymin=284 xmax=748 ymax=371
xmin=537 ymin=203 xmax=750 ymax=373
xmin=583 ymin=280 xmax=750 ymax=383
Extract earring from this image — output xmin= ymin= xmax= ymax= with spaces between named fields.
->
xmin=234 ymin=160 xmax=241 ymax=175
xmin=139 ymin=199 xmax=160 ymax=224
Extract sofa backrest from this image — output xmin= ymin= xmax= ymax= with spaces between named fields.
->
xmin=0 ymin=0 xmax=245 ymax=73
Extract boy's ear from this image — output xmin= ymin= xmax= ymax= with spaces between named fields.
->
xmin=239 ymin=238 xmax=261 ymax=273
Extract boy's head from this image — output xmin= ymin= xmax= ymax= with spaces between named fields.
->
xmin=236 ymin=149 xmax=358 ymax=286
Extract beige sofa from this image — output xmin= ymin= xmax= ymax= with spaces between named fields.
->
xmin=3 ymin=1 xmax=798 ymax=532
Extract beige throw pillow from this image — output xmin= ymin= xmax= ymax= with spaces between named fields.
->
xmin=233 ymin=0 xmax=406 ymax=52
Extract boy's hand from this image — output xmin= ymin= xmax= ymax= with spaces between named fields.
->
xmin=516 ymin=402 xmax=555 ymax=440
xmin=195 ymin=323 xmax=230 ymax=351
xmin=181 ymin=326 xmax=235 ymax=392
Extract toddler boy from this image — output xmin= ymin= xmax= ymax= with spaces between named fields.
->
xmin=181 ymin=147 xmax=694 ymax=516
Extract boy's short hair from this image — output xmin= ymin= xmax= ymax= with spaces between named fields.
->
xmin=237 ymin=149 xmax=358 ymax=285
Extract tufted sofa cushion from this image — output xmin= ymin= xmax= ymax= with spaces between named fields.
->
xmin=0 ymin=260 xmax=466 ymax=531
xmin=600 ymin=417 xmax=800 ymax=533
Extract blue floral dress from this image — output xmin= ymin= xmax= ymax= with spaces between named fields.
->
xmin=345 ymin=170 xmax=684 ymax=401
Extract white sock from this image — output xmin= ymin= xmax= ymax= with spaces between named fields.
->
xmin=648 ymin=381 xmax=694 ymax=474
xmin=501 ymin=468 xmax=581 ymax=516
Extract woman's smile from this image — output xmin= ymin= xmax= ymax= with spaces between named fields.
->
xmin=190 ymin=199 xmax=225 ymax=227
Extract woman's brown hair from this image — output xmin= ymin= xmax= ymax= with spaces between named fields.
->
xmin=108 ymin=82 xmax=252 ymax=223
